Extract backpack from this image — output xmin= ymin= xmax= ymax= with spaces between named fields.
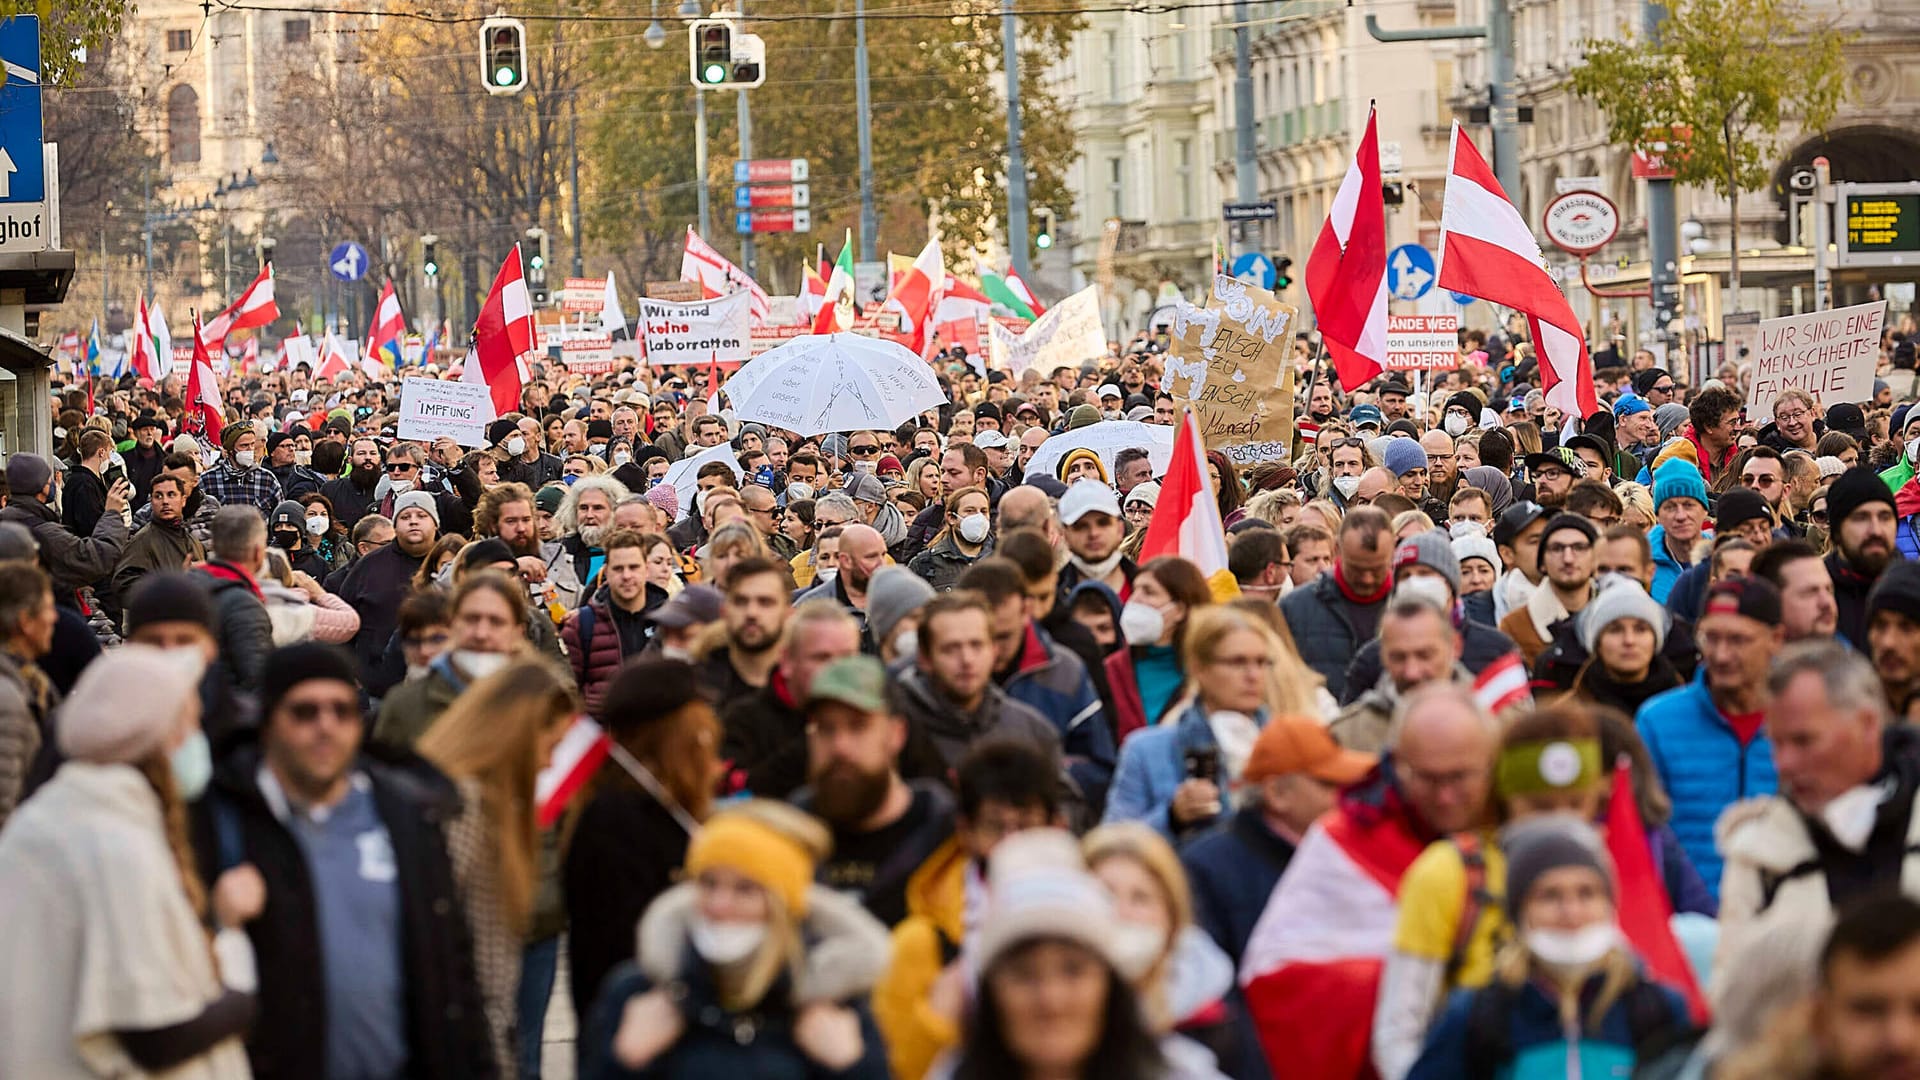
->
xmin=1445 ymin=832 xmax=1501 ymax=985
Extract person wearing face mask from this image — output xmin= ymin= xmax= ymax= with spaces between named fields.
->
xmin=586 ymin=800 xmax=892 ymax=1080
xmin=199 ymin=425 xmax=284 ymax=518
xmin=297 ymin=493 xmax=353 ymax=571
xmin=907 ymin=486 xmax=994 ymax=591
xmin=866 ymin=566 xmax=935 ymax=668
xmin=1406 ymin=817 xmax=1689 ymax=1080
xmin=1085 ymin=823 xmax=1268 ymax=1080
xmin=374 ymin=570 xmax=530 ymax=749
xmin=492 ymin=416 xmax=564 ymax=489
xmin=1107 ymin=556 xmax=1215 ymax=742
xmin=266 ymin=500 xmax=331 ymax=580
xmin=0 ymin=645 xmax=263 ymax=1080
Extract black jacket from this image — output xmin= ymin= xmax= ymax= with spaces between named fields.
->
xmin=269 ymin=463 xmax=327 ymax=501
xmin=335 ymin=541 xmax=427 ymax=694
xmin=318 ymin=473 xmax=381 ymax=529
xmin=1534 ymin=612 xmax=1699 ymax=693
xmin=124 ymin=443 xmax=169 ymax=510
xmin=190 ymin=739 xmax=497 ymax=1080
xmin=1828 ymin=549 xmax=1877 ymax=652
xmin=721 ymin=672 xmax=810 ymax=799
xmin=499 ymin=451 xmax=563 ymax=490
xmin=563 ymin=774 xmax=694 ymax=1017
xmin=62 ymin=464 xmax=110 ymax=537
xmin=199 ymin=562 xmax=273 ymax=693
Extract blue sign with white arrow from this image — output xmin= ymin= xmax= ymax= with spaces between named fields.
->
xmin=329 ymin=241 xmax=370 ymax=282
xmin=0 ymin=15 xmax=48 ymax=254
xmin=1386 ymin=244 xmax=1435 ymax=300
xmin=1230 ymin=251 xmax=1277 ymax=290
xmin=1450 ymin=290 xmax=1478 ymax=306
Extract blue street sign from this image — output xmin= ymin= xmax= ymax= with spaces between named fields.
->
xmin=1230 ymin=251 xmax=1277 ymax=290
xmin=0 ymin=15 xmax=48 ymax=255
xmin=1386 ymin=244 xmax=1436 ymax=300
xmin=328 ymin=241 xmax=370 ymax=282
xmin=734 ymin=186 xmax=751 ymax=209
xmin=1450 ymin=290 xmax=1478 ymax=306
xmin=735 ymin=210 xmax=753 ymax=234
xmin=732 ymin=161 xmax=749 ymax=184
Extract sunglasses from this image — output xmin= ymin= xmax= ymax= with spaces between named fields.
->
xmin=386 ymin=462 xmax=417 ymax=474
xmin=1651 ymin=383 xmax=1675 ymax=394
xmin=285 ymin=699 xmax=360 ymax=724
xmin=849 ymin=444 xmax=880 ymax=456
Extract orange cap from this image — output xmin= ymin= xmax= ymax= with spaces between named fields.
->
xmin=1243 ymin=714 xmax=1378 ymax=786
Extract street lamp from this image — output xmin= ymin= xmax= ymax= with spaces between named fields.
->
xmin=646 ymin=0 xmax=668 ymax=47
xmin=1682 ymin=218 xmax=1710 ymax=257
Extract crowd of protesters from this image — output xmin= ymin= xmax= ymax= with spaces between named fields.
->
xmin=2 ymin=321 xmax=1920 ymax=1079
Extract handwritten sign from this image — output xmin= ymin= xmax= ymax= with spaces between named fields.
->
xmin=398 ymin=377 xmax=492 ymax=446
xmin=642 ymin=291 xmax=752 ymax=365
xmin=988 ymin=286 xmax=1106 ymax=377
xmin=1159 ymin=276 xmax=1298 ymax=466
xmin=1745 ymin=300 xmax=1885 ymax=418
xmin=1386 ymin=314 xmax=1459 ymax=370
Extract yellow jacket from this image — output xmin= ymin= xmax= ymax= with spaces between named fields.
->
xmin=871 ymin=836 xmax=969 ymax=1080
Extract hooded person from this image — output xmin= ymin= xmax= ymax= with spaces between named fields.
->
xmin=844 ymin=472 xmax=913 ymax=561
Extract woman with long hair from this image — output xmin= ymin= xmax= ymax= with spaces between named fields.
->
xmin=1206 ymin=450 xmax=1246 ymax=527
xmin=565 ymin=659 xmax=722 ymax=1020
xmin=1105 ymin=556 xmax=1215 ymax=740
xmin=0 ymin=646 xmax=257 ymax=1079
xmin=908 ymin=485 xmax=994 ymax=591
xmin=418 ymin=657 xmax=579 ymax=1075
xmin=588 ymin=800 xmax=892 ymax=1079
xmin=1559 ymin=579 xmax=1683 ymax=717
xmin=701 ymin=519 xmax=771 ymax=585
xmin=908 ymin=457 xmax=942 ymax=503
xmin=297 ymin=492 xmax=353 ymax=570
xmin=410 ymin=533 xmax=471 ymax=593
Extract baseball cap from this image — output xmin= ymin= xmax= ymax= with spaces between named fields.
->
xmin=973 ymin=429 xmax=1011 ymax=450
xmin=1524 ymin=447 xmax=1585 ymax=478
xmin=1243 ymin=714 xmax=1378 ymax=785
xmin=1348 ymin=404 xmax=1384 ymax=429
xmin=1059 ymin=480 xmax=1122 ymax=526
xmin=1492 ymin=500 xmax=1549 ymax=547
xmin=806 ymin=655 xmax=889 ymax=713
xmin=651 ymin=584 xmax=724 ymax=629
xmin=1097 ymin=383 xmax=1124 ymax=401
xmin=1124 ymin=480 xmax=1161 ymax=509
xmin=1701 ymin=576 xmax=1783 ymax=628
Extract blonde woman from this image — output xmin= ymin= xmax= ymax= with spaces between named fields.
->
xmin=589 ymin=800 xmax=892 ymax=1078
xmin=700 ymin=519 xmax=771 ymax=585
xmin=418 ymin=656 xmax=580 ymax=1076
xmin=1615 ymin=481 xmax=1656 ymax=530
xmin=260 ymin=547 xmax=361 ymax=645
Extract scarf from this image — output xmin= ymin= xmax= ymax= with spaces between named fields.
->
xmin=201 ymin=560 xmax=263 ymax=599
xmin=1333 ymin=559 xmax=1392 ymax=605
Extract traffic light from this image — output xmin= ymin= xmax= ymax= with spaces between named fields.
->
xmin=525 ymin=227 xmax=550 ymax=304
xmin=1275 ymin=256 xmax=1293 ymax=290
xmin=421 ymin=234 xmax=439 ymax=278
xmin=1035 ymin=208 xmax=1055 ymax=250
xmin=480 ymin=17 xmax=528 ymax=96
xmin=688 ymin=19 xmax=766 ymax=89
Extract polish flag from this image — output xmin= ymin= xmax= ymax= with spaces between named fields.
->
xmin=129 ymin=295 xmax=163 ymax=382
xmin=1605 ymin=759 xmax=1712 ymax=1024
xmin=1437 ymin=123 xmax=1598 ymax=419
xmin=1472 ymin=650 xmax=1533 ymax=715
xmin=183 ymin=316 xmax=225 ymax=447
xmin=464 ymin=244 xmax=535 ymax=420
xmin=1138 ymin=406 xmax=1237 ymax=601
xmin=681 ymin=226 xmax=770 ymax=325
xmin=367 ymin=280 xmax=407 ymax=370
xmin=1304 ymin=104 xmax=1388 ymax=392
xmin=535 ymin=717 xmax=611 ymax=827
xmin=201 ymin=264 xmax=280 ymax=348
xmin=883 ymin=238 xmax=946 ymax=354
xmin=1004 ymin=264 xmax=1046 ymax=318
xmin=313 ymin=334 xmax=354 ymax=381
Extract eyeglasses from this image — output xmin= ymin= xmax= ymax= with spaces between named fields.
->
xmin=1774 ymin=408 xmax=1811 ymax=424
xmin=1740 ymin=474 xmax=1781 ymax=488
xmin=1545 ymin=540 xmax=1592 ymax=557
xmin=284 ymin=699 xmax=360 ymax=724
xmin=1811 ymin=508 xmax=1829 ymax=523
xmin=849 ymin=444 xmax=879 ymax=456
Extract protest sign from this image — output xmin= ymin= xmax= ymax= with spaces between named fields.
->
xmin=1386 ymin=314 xmax=1459 ymax=370
xmin=1744 ymin=300 xmax=1885 ymax=418
xmin=661 ymin=441 xmax=744 ymax=522
xmin=988 ymin=286 xmax=1105 ymax=376
xmin=561 ymin=277 xmax=608 ymax=313
xmin=561 ymin=335 xmax=616 ymax=375
xmin=1159 ymin=275 xmax=1298 ymax=466
xmin=398 ymin=377 xmax=492 ymax=446
xmin=647 ymin=280 xmax=705 ymax=302
xmin=642 ymin=291 xmax=752 ymax=365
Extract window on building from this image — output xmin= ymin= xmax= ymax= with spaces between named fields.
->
xmin=1108 ymin=156 xmax=1124 ymax=218
xmin=1104 ymin=31 xmax=1120 ymax=100
xmin=1176 ymin=138 xmax=1194 ymax=220
xmin=283 ymin=19 xmax=310 ymax=44
xmin=167 ymin=84 xmax=200 ymax=165
xmin=1173 ymin=24 xmax=1190 ymax=74
xmin=165 ymin=28 xmax=192 ymax=52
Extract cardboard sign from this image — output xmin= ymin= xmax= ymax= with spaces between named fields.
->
xmin=561 ymin=335 xmax=616 ymax=375
xmin=1159 ymin=275 xmax=1298 ymax=466
xmin=642 ymin=291 xmax=753 ymax=366
xmin=988 ymin=286 xmax=1105 ymax=377
xmin=1744 ymin=300 xmax=1885 ymax=418
xmin=1386 ymin=314 xmax=1460 ymax=370
xmin=561 ymin=277 xmax=608 ymax=313
xmin=397 ymin=377 xmax=492 ymax=446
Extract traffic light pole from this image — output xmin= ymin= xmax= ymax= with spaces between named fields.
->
xmin=1232 ymin=0 xmax=1258 ymax=258
xmin=695 ymin=90 xmax=712 ymax=238
xmin=1003 ymin=0 xmax=1030 ymax=281
xmin=855 ymin=0 xmax=878 ymax=263
xmin=736 ymin=0 xmax=756 ymax=279
xmin=1641 ymin=0 xmax=1680 ymax=350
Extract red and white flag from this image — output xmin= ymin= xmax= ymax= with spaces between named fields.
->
xmin=313 ymin=334 xmax=354 ymax=381
xmin=1437 ymin=123 xmax=1598 ymax=418
xmin=1604 ymin=759 xmax=1712 ymax=1024
xmin=883 ymin=238 xmax=946 ymax=355
xmin=464 ymin=244 xmax=535 ymax=420
xmin=129 ymin=295 xmax=163 ymax=382
xmin=1305 ymin=104 xmax=1388 ymax=392
xmin=240 ymin=336 xmax=260 ymax=375
xmin=367 ymin=280 xmax=407 ymax=370
xmin=201 ymin=264 xmax=279 ymax=349
xmin=535 ymin=717 xmax=611 ymax=827
xmin=183 ymin=316 xmax=224 ymax=447
xmin=681 ymin=226 xmax=770 ymax=325
xmin=1472 ymin=649 xmax=1533 ymax=715
xmin=1139 ymin=406 xmax=1236 ymax=600
xmin=798 ymin=260 xmax=828 ymax=326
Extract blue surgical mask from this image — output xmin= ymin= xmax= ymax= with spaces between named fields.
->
xmin=170 ymin=730 xmax=212 ymax=801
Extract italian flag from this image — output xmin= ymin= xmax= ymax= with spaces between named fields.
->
xmin=1138 ymin=405 xmax=1238 ymax=601
xmin=812 ymin=231 xmax=856 ymax=334
xmin=975 ymin=258 xmax=1036 ymax=320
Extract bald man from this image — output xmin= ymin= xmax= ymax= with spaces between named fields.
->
xmin=1355 ymin=467 xmax=1394 ymax=508
xmin=996 ymin=485 xmax=1060 ymax=545
xmin=795 ymin=522 xmax=889 ymax=643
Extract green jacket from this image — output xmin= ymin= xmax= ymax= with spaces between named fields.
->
xmin=1883 ymin=458 xmax=1914 ymax=494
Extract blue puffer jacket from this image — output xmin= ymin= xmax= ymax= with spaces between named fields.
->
xmin=1635 ymin=670 xmax=1778 ymax=898
xmin=1104 ymin=700 xmax=1260 ymax=841
xmin=1409 ymin=972 xmax=1689 ymax=1080
xmin=1279 ymin=572 xmax=1382 ymax=702
xmin=999 ymin=621 xmax=1115 ymax=809
xmin=1647 ymin=524 xmax=1698 ymax=604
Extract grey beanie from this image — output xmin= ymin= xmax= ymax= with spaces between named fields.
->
xmin=1501 ymin=816 xmax=1613 ymax=921
xmin=392 ymin=489 xmax=441 ymax=526
xmin=1578 ymin=577 xmax=1668 ymax=656
xmin=1393 ymin=528 xmax=1461 ymax=597
xmin=0 ymin=521 xmax=39 ymax=561
xmin=1653 ymin=403 xmax=1691 ymax=439
xmin=843 ymin=472 xmax=887 ymax=506
xmin=865 ymin=566 xmax=935 ymax=643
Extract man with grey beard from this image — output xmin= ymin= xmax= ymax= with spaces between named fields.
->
xmin=556 ymin=475 xmax=628 ymax=590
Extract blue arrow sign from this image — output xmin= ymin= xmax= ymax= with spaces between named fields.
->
xmin=328 ymin=241 xmax=369 ymax=282
xmin=1230 ymin=251 xmax=1276 ymax=290
xmin=1386 ymin=244 xmax=1436 ymax=300
xmin=1450 ymin=290 xmax=1478 ymax=306
xmin=0 ymin=16 xmax=44 ymax=205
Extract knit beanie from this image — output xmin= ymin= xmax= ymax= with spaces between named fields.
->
xmin=1066 ymin=404 xmax=1103 ymax=431
xmin=1501 ymin=816 xmax=1613 ymax=921
xmin=1451 ymin=528 xmax=1499 ymax=580
xmin=4 ymin=453 xmax=52 ymax=499
xmin=1578 ymin=578 xmax=1668 ymax=655
xmin=57 ymin=644 xmax=207 ymax=765
xmin=866 ymin=566 xmax=935 ymax=644
xmin=392 ymin=489 xmax=440 ymax=526
xmin=124 ymin=571 xmax=218 ymax=637
xmin=1392 ymin=528 xmax=1461 ymax=596
xmin=1535 ymin=513 xmax=1599 ymax=573
xmin=460 ymin=538 xmax=516 ymax=571
xmin=1445 ymin=390 xmax=1482 ymax=420
xmin=686 ymin=805 xmax=820 ymax=917
xmin=259 ymin=642 xmax=360 ymax=726
xmin=644 ymin=482 xmax=680 ymax=520
xmin=534 ymin=484 xmax=567 ymax=516
xmin=974 ymin=829 xmax=1124 ymax=976
xmin=1827 ymin=465 xmax=1896 ymax=530
xmin=1056 ymin=447 xmax=1110 ymax=484
xmin=1714 ymin=488 xmax=1773 ymax=533
xmin=1383 ymin=437 xmax=1430 ymax=478
xmin=599 ymin=658 xmax=703 ymax=742
xmin=1653 ymin=403 xmax=1691 ymax=439
xmin=1651 ymin=458 xmax=1708 ymax=510
xmin=1868 ymin=562 xmax=1920 ymax=625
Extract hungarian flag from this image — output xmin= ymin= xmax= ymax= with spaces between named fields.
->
xmin=798 ymin=259 xmax=828 ymax=325
xmin=681 ymin=226 xmax=770 ymax=325
xmin=976 ymin=259 xmax=1036 ymax=320
xmin=883 ymin=238 xmax=946 ymax=354
xmin=1139 ymin=406 xmax=1238 ymax=601
xmin=464 ymin=244 xmax=535 ymax=420
xmin=1305 ymin=104 xmax=1389 ymax=392
xmin=367 ymin=280 xmax=406 ymax=371
xmin=535 ymin=716 xmax=612 ymax=827
xmin=183 ymin=316 xmax=224 ymax=447
xmin=1004 ymin=264 xmax=1046 ymax=318
xmin=812 ymin=231 xmax=856 ymax=335
xmin=1605 ymin=760 xmax=1712 ymax=1024
xmin=201 ymin=264 xmax=279 ymax=349
xmin=1437 ymin=122 xmax=1597 ymax=419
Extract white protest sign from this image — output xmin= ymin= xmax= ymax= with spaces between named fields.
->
xmin=642 ymin=291 xmax=753 ymax=366
xmin=397 ymin=377 xmax=493 ymax=446
xmin=1023 ymin=420 xmax=1176 ymax=480
xmin=660 ymin=440 xmax=744 ymax=522
xmin=989 ymin=285 xmax=1105 ymax=377
xmin=1386 ymin=314 xmax=1459 ymax=370
xmin=1745 ymin=300 xmax=1885 ymax=418
xmin=561 ymin=335 xmax=616 ymax=375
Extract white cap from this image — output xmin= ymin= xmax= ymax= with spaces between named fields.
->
xmin=1059 ymin=479 xmax=1122 ymax=525
xmin=1816 ymin=454 xmax=1847 ymax=478
xmin=973 ymin=429 xmax=1010 ymax=450
xmin=1097 ymin=383 xmax=1124 ymax=400
xmin=1124 ymin=480 xmax=1161 ymax=509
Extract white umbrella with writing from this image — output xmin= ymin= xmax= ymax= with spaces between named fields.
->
xmin=1023 ymin=420 xmax=1177 ymax=481
xmin=721 ymin=333 xmax=946 ymax=436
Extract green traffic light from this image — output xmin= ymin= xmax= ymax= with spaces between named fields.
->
xmin=424 ymin=262 xmax=438 ymax=276
xmin=703 ymin=62 xmax=727 ymax=84
xmin=530 ymin=255 xmax=545 ymax=269
xmin=495 ymin=65 xmax=517 ymax=86
xmin=1036 ymin=233 xmax=1053 ymax=250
